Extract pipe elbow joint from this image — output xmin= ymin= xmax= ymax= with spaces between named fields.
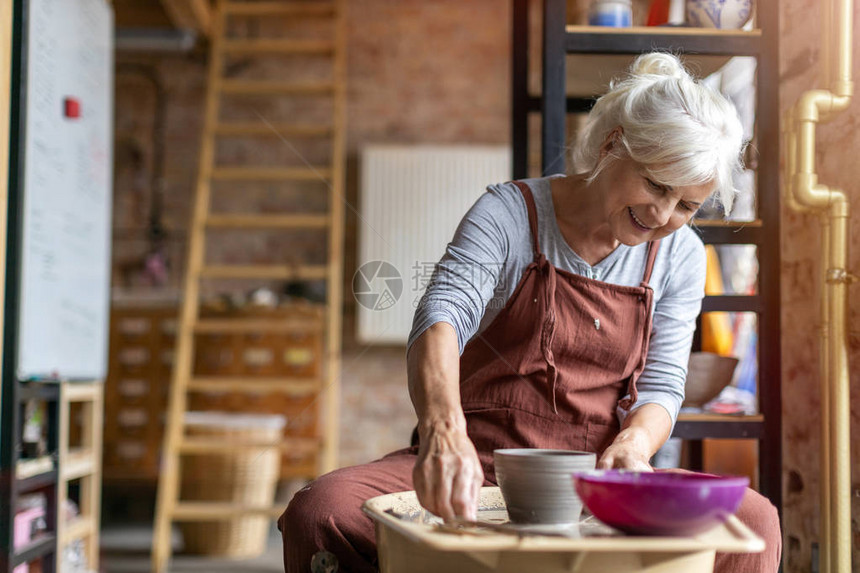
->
xmin=830 ymin=80 xmax=854 ymax=101
xmin=792 ymin=175 xmax=834 ymax=210
xmin=797 ymin=90 xmax=832 ymax=121
xmin=793 ymin=172 xmax=818 ymax=193
xmin=828 ymin=188 xmax=849 ymax=217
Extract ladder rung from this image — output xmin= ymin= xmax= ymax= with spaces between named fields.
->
xmin=221 ymin=80 xmax=335 ymax=96
xmin=206 ymin=214 xmax=329 ymax=229
xmin=223 ymin=1 xmax=335 ymax=17
xmin=178 ymin=436 xmax=320 ymax=455
xmin=188 ymin=377 xmax=322 ymax=394
xmin=211 ymin=166 xmax=331 ymax=181
xmin=199 ymin=264 xmax=329 ymax=280
xmin=213 ymin=123 xmax=333 ymax=138
xmin=280 ymin=462 xmax=318 ymax=479
xmin=172 ymin=503 xmax=285 ymax=520
xmin=194 ymin=318 xmax=323 ymax=334
xmin=222 ymin=39 xmax=334 ymax=54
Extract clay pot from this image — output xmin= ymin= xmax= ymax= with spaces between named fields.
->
xmin=685 ymin=0 xmax=753 ymax=28
xmin=682 ymin=352 xmax=739 ymax=408
xmin=494 ymin=449 xmax=596 ymax=524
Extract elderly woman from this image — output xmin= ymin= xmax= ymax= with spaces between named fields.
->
xmin=280 ymin=52 xmax=781 ymax=573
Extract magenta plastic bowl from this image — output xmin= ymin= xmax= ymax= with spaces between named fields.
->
xmin=572 ymin=470 xmax=748 ymax=536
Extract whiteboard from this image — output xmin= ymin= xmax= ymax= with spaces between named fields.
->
xmin=17 ymin=0 xmax=114 ymax=379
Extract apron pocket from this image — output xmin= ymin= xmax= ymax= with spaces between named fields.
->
xmin=463 ymin=406 xmax=514 ymax=452
xmin=465 ymin=405 xmax=590 ymax=453
xmin=585 ymin=420 xmax=620 ymax=456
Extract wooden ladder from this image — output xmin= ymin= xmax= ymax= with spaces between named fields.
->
xmin=151 ymin=1 xmax=346 ymax=571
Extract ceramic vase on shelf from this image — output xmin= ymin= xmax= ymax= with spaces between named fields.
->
xmin=685 ymin=0 xmax=753 ymax=28
xmin=588 ymin=0 xmax=633 ymax=27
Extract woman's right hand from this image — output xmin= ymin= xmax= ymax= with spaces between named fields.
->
xmin=412 ymin=417 xmax=484 ymax=522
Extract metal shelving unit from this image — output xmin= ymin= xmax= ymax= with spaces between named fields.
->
xmin=512 ymin=0 xmax=781 ymax=513
xmin=0 ymin=381 xmax=60 ymax=573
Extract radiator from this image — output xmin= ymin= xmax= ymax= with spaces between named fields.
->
xmin=356 ymin=145 xmax=512 ymax=344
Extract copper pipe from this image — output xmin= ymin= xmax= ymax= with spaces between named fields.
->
xmin=833 ymin=0 xmax=853 ymax=98
xmin=782 ymin=108 xmax=813 ymax=215
xmin=821 ymin=0 xmax=832 ymax=89
xmin=826 ymin=195 xmax=852 ymax=573
xmin=783 ymin=0 xmax=854 ymax=569
xmin=819 ymin=211 xmax=832 ymax=573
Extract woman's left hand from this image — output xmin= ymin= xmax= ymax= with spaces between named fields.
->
xmin=596 ymin=426 xmax=654 ymax=471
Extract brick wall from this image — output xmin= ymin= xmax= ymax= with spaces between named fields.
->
xmin=113 ymin=0 xmax=516 ymax=466
xmin=112 ymin=0 xmax=672 ymax=468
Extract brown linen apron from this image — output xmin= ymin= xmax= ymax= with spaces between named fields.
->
xmin=459 ymin=180 xmax=659 ymax=477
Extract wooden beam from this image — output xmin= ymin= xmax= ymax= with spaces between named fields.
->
xmin=160 ymin=0 xmax=212 ymax=37
xmin=188 ymin=0 xmax=212 ymax=36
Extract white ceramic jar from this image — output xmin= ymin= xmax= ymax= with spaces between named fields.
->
xmin=685 ymin=0 xmax=753 ymax=28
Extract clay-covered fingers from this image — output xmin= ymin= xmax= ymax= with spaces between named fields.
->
xmin=597 ymin=445 xmax=653 ymax=472
xmin=412 ymin=430 xmax=483 ymax=521
xmin=449 ymin=456 xmax=482 ymax=521
xmin=598 ymin=426 xmax=657 ymax=472
xmin=413 ymin=454 xmax=454 ymax=519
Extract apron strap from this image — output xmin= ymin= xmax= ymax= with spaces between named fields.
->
xmin=622 ymin=241 xmax=661 ymax=411
xmin=511 ymin=180 xmax=560 ymax=412
xmin=641 ymin=239 xmax=661 ymax=286
xmin=540 ymin=258 xmax=559 ymax=414
xmin=511 ymin=181 xmax=542 ymax=261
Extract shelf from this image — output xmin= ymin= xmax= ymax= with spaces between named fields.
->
xmin=564 ymin=25 xmax=761 ymax=55
xmin=695 ymin=224 xmax=762 ymax=245
xmin=672 ymin=414 xmax=764 ymax=440
xmin=526 ymin=95 xmax=595 ymax=113
xmin=558 ymin=26 xmax=762 ymax=97
xmin=702 ymin=295 xmax=761 ymax=313
xmin=15 ymin=456 xmax=54 ymax=479
xmin=59 ymin=516 xmax=95 ymax=547
xmin=61 ymin=448 xmax=96 ymax=481
xmin=16 ymin=469 xmax=57 ymax=494
xmin=11 ymin=534 xmax=56 ymax=567
xmin=17 ymin=382 xmax=60 ymax=402
xmin=16 ymin=455 xmax=57 ymax=493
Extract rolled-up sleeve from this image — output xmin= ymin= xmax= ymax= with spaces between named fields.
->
xmin=407 ymin=186 xmax=523 ymax=355
xmin=618 ymin=234 xmax=706 ymax=432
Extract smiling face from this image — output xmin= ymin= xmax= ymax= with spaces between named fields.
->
xmin=593 ymin=156 xmax=714 ymax=246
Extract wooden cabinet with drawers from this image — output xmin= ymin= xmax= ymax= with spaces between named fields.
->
xmin=104 ymin=300 xmax=324 ymax=482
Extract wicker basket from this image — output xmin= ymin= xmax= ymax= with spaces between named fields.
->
xmin=179 ymin=412 xmax=286 ymax=558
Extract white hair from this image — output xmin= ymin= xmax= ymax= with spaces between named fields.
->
xmin=571 ymin=52 xmax=746 ymax=214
